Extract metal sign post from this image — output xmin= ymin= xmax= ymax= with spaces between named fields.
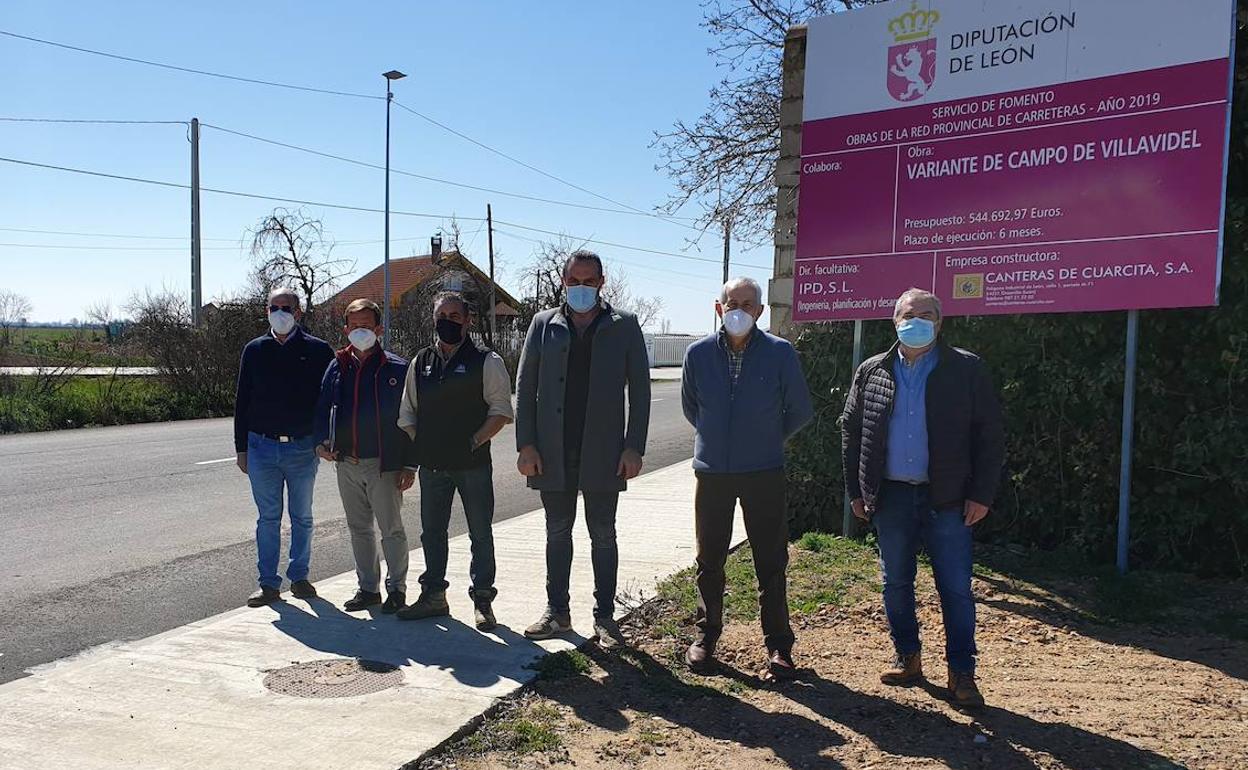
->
xmin=1116 ymin=309 xmax=1140 ymax=574
xmin=842 ymin=319 xmax=865 ymax=535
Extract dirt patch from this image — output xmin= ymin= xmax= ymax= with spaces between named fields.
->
xmin=416 ymin=541 xmax=1248 ymax=770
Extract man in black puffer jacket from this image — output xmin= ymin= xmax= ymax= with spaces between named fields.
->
xmin=841 ymin=288 xmax=1004 ymax=708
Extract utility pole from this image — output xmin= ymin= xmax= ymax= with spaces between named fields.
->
xmin=190 ymin=117 xmax=202 ymax=327
xmin=486 ymin=204 xmax=498 ymax=344
xmin=722 ymin=218 xmax=731 ymax=284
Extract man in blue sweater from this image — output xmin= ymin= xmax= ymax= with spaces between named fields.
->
xmin=681 ymin=277 xmax=814 ymax=679
xmin=234 ymin=288 xmax=335 ymax=608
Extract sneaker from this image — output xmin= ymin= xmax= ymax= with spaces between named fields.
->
xmin=880 ymin=652 xmax=925 ymax=686
xmin=290 ymin=580 xmax=317 ymax=600
xmin=523 ymin=610 xmax=572 ymax=640
xmin=246 ymin=586 xmax=282 ymax=608
xmin=343 ymin=590 xmax=383 ymax=612
xmin=474 ymin=600 xmax=498 ymax=631
xmin=685 ymin=639 xmax=716 ymax=672
xmin=948 ymin=669 xmax=985 ymax=708
xmin=381 ymin=591 xmax=407 ymax=614
xmin=593 ymin=616 xmax=625 ymax=649
xmin=396 ymin=592 xmax=450 ymax=621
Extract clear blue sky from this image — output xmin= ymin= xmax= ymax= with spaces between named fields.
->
xmin=0 ymin=1 xmax=774 ymax=333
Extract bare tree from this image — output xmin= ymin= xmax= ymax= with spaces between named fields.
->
xmin=0 ymin=290 xmax=33 ymax=345
xmin=653 ymin=0 xmax=872 ymax=243
xmin=514 ymin=237 xmax=664 ymax=330
xmin=602 ymin=262 xmax=665 ymax=330
xmin=249 ymin=208 xmax=355 ymax=316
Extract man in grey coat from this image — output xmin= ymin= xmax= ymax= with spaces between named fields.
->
xmin=516 ymin=250 xmax=651 ymax=647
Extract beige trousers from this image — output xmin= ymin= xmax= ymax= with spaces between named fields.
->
xmin=335 ymin=459 xmax=409 ymax=594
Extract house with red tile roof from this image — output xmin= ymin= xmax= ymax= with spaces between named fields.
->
xmin=326 ymin=250 xmax=521 ymax=324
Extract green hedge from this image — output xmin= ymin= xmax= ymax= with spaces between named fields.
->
xmin=785 ymin=6 xmax=1248 ymax=577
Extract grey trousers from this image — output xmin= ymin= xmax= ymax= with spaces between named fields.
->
xmin=335 ymin=459 xmax=409 ymax=594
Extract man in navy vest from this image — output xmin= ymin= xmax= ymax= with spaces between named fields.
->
xmin=314 ymin=298 xmax=416 ymax=614
xmin=396 ymin=292 xmax=514 ymax=629
xmin=681 ymin=277 xmax=813 ymax=679
xmin=235 ymin=287 xmax=334 ymax=608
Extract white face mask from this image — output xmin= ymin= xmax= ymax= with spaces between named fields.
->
xmin=348 ymin=328 xmax=377 ymax=352
xmin=269 ymin=310 xmax=296 ymax=336
xmin=722 ymin=308 xmax=756 ymax=337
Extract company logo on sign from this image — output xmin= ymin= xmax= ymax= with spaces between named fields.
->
xmin=953 ymin=273 xmax=984 ymax=299
xmin=887 ymin=1 xmax=940 ymax=103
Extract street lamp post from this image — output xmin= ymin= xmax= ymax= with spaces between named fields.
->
xmin=382 ymin=69 xmax=406 ymax=340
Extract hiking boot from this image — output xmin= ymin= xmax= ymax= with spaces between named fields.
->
xmin=523 ymin=610 xmax=572 ymax=640
xmin=396 ymin=592 xmax=450 ymax=621
xmin=290 ymin=580 xmax=317 ymax=600
xmin=381 ymin=591 xmax=407 ymax=614
xmin=246 ymin=586 xmax=282 ymax=608
xmin=685 ymin=639 xmax=716 ymax=673
xmin=343 ymin=590 xmax=382 ymax=612
xmin=593 ymin=616 xmax=625 ymax=649
xmin=880 ymin=652 xmax=925 ymax=686
xmin=766 ymin=649 xmax=799 ymax=681
xmin=474 ymin=600 xmax=498 ymax=631
xmin=948 ymin=669 xmax=985 ymax=708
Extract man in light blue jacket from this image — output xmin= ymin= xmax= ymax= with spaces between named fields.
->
xmin=681 ymin=277 xmax=814 ymax=679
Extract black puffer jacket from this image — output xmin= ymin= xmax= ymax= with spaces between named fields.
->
xmin=841 ymin=341 xmax=1005 ymax=511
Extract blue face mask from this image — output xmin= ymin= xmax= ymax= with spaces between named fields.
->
xmin=896 ymin=317 xmax=936 ymax=348
xmin=566 ymin=285 xmax=599 ymax=313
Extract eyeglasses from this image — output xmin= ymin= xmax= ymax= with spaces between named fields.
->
xmin=269 ymin=305 xmax=296 ymax=314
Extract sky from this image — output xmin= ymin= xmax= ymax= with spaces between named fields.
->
xmin=0 ymin=1 xmax=776 ymax=334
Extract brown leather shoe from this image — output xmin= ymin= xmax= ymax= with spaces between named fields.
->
xmin=948 ymin=669 xmax=985 ymax=708
xmin=880 ymin=652 xmax=924 ymax=686
xmin=685 ymin=639 xmax=716 ymax=672
xmin=766 ymin=649 xmax=799 ymax=681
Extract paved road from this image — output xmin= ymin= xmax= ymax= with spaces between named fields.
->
xmin=0 ymin=381 xmax=693 ymax=683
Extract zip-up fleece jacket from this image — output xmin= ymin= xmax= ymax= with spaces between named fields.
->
xmin=314 ymin=345 xmax=415 ymax=473
xmin=681 ymin=329 xmax=814 ymax=474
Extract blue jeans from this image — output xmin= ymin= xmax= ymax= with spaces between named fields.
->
xmin=247 ymin=432 xmax=320 ymax=590
xmin=417 ymin=463 xmax=497 ymax=601
xmin=873 ymin=480 xmax=977 ymax=673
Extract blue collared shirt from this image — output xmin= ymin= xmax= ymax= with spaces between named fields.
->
xmin=885 ymin=348 xmax=938 ymax=483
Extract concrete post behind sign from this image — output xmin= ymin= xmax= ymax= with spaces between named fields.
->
xmin=770 ymin=25 xmax=807 ymax=340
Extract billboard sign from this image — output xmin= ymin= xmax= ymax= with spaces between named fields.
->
xmin=794 ymin=0 xmax=1236 ymax=321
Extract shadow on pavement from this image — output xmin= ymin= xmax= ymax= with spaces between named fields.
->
xmin=270 ymin=597 xmax=555 ymax=690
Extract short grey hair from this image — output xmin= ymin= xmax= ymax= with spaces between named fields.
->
xmin=720 ymin=276 xmax=763 ymax=305
xmin=432 ymin=291 xmax=469 ymax=316
xmin=268 ymin=287 xmax=301 ymax=309
xmin=893 ymin=288 xmax=941 ymax=320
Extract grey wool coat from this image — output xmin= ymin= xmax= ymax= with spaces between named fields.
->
xmin=515 ymin=303 xmax=651 ymax=493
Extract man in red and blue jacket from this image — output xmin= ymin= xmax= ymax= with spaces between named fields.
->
xmin=314 ymin=298 xmax=417 ymax=614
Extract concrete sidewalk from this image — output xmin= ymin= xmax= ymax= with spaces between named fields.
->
xmin=0 ymin=460 xmax=741 ymax=770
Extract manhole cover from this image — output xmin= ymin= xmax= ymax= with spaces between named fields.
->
xmin=263 ymin=658 xmax=403 ymax=698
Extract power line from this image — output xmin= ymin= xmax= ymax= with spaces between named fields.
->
xmin=0 ymin=225 xmax=235 ymax=242
xmin=492 ymin=218 xmax=770 ymax=270
xmin=392 ymin=99 xmax=698 ymax=230
xmin=0 ymin=117 xmax=187 ymax=125
xmin=492 ymin=227 xmax=727 ymax=285
xmin=199 ymin=122 xmax=682 ymax=218
xmin=0 ymin=241 xmax=240 ymax=251
xmin=0 ymin=29 xmax=380 ymax=100
xmin=1 ymin=154 xmax=741 ymax=273
xmin=0 ymin=155 xmax=483 ymax=221
xmin=2 ymin=29 xmax=701 ymax=231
